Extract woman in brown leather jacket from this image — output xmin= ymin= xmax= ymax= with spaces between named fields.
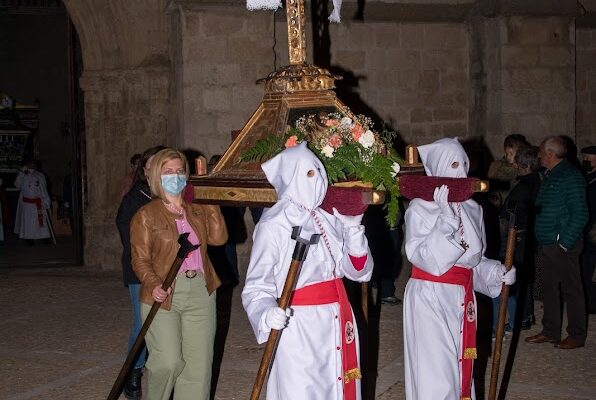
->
xmin=130 ymin=148 xmax=227 ymax=400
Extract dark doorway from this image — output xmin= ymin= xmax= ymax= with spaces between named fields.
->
xmin=0 ymin=0 xmax=85 ymax=268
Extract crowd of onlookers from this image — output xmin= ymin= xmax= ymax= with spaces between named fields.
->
xmin=484 ymin=134 xmax=595 ymax=349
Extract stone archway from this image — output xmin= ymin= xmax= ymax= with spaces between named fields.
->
xmin=61 ymin=0 xmax=173 ymax=269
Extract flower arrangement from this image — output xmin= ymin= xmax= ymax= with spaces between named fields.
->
xmin=241 ymin=110 xmax=403 ymax=227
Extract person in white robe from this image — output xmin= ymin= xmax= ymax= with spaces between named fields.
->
xmin=14 ymin=162 xmax=51 ymax=240
xmin=403 ymin=138 xmax=516 ymax=400
xmin=242 ymin=142 xmax=373 ymax=400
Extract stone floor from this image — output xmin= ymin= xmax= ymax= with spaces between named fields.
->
xmin=0 ymin=262 xmax=594 ymax=400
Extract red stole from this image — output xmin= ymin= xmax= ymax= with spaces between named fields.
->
xmin=23 ymin=197 xmax=44 ymax=227
xmin=411 ymin=265 xmax=476 ymax=400
xmin=290 ymin=278 xmax=360 ymax=400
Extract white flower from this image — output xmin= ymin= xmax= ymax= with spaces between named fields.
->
xmin=321 ymin=145 xmax=335 ymax=158
xmin=390 ymin=162 xmax=401 ymax=178
xmin=340 ymin=117 xmax=353 ymax=128
xmin=359 ymin=130 xmax=375 ymax=148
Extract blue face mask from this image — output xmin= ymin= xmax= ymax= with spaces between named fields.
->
xmin=161 ymin=174 xmax=187 ymax=195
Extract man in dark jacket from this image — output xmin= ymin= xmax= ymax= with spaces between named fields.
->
xmin=526 ymin=136 xmax=588 ymax=349
xmin=580 ymin=145 xmax=596 ymax=314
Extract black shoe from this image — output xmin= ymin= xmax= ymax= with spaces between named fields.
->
xmin=123 ymin=368 xmax=143 ymax=400
xmin=381 ymin=296 xmax=401 ymax=305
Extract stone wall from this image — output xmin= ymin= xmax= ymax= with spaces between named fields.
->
xmin=482 ymin=16 xmax=576 ymax=152
xmin=330 ymin=21 xmax=469 ymax=146
xmin=577 ymin=28 xmax=596 ymax=149
xmin=171 ymin=3 xmax=283 ymax=157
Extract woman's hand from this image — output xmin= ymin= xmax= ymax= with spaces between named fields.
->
xmin=152 ymin=285 xmax=172 ymax=303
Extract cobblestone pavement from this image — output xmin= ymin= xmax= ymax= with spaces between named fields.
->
xmin=0 ymin=265 xmax=594 ymax=400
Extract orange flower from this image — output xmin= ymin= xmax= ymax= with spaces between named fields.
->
xmin=325 ymin=119 xmax=339 ymax=127
xmin=285 ymin=135 xmax=299 ymax=148
xmin=329 ymin=134 xmax=342 ymax=149
xmin=351 ymin=124 xmax=364 ymax=141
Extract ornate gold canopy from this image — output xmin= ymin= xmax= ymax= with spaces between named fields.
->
xmin=190 ymin=0 xmax=422 ymax=206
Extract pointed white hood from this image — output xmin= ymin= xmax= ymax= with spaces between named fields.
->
xmin=418 ymin=137 xmax=469 ymax=178
xmin=262 ymin=142 xmax=328 ymax=210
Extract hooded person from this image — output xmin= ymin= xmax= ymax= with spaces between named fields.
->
xmin=403 ymin=138 xmax=516 ymax=400
xmin=14 ymin=160 xmax=51 ymax=241
xmin=242 ymin=142 xmax=373 ymax=400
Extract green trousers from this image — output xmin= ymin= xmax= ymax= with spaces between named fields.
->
xmin=141 ymin=275 xmax=216 ymax=400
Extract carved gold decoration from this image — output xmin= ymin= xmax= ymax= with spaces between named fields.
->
xmin=259 ymin=64 xmax=341 ymax=93
xmin=472 ymin=180 xmax=489 ymax=193
xmin=405 ymin=145 xmax=422 ymax=166
xmin=287 ymin=0 xmax=307 ymax=65
xmin=194 ymin=185 xmax=277 ymax=206
xmin=193 ymin=184 xmax=386 ymax=207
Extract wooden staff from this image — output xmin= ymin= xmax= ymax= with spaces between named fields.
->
xmin=250 ymin=226 xmax=320 ymax=400
xmin=488 ymin=212 xmax=517 ymax=400
xmin=107 ymin=232 xmax=199 ymax=400
xmin=361 ymin=282 xmax=369 ymax=322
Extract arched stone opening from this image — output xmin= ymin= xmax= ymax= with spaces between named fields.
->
xmin=61 ymin=0 xmax=173 ymax=269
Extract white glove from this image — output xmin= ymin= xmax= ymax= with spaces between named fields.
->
xmin=333 ymin=207 xmax=363 ymax=227
xmin=433 ymin=185 xmax=455 ymax=218
xmin=498 ymin=264 xmax=516 ymax=286
xmin=264 ymin=307 xmax=288 ymax=331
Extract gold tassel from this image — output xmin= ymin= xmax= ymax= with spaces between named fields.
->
xmin=463 ymin=347 xmax=477 ymax=359
xmin=462 ymin=397 xmax=472 ymax=400
xmin=344 ymin=368 xmax=362 ymax=383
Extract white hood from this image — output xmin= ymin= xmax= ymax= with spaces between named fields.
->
xmin=418 ymin=137 xmax=469 ymax=178
xmin=262 ymin=142 xmax=328 ymax=211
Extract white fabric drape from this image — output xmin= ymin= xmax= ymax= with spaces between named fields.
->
xmin=246 ymin=0 xmax=281 ymax=10
xmin=328 ymin=0 xmax=343 ymax=23
xmin=246 ymin=0 xmax=343 ymax=23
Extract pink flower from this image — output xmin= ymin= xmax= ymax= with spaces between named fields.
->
xmin=351 ymin=124 xmax=364 ymax=141
xmin=285 ymin=135 xmax=299 ymax=148
xmin=328 ymin=134 xmax=342 ymax=149
xmin=325 ymin=119 xmax=339 ymax=127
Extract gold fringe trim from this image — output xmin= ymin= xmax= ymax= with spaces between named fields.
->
xmin=462 ymin=397 xmax=472 ymax=400
xmin=344 ymin=368 xmax=362 ymax=383
xmin=463 ymin=348 xmax=477 ymax=359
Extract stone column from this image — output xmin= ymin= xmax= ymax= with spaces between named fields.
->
xmin=79 ymin=67 xmax=170 ymax=269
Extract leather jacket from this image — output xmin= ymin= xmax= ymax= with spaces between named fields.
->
xmin=131 ymin=199 xmax=228 ymax=310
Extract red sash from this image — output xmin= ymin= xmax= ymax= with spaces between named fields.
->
xmin=411 ymin=265 xmax=476 ymax=400
xmin=290 ymin=278 xmax=360 ymax=400
xmin=23 ymin=196 xmax=44 ymax=227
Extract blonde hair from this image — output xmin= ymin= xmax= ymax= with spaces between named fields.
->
xmin=147 ymin=148 xmax=189 ymax=200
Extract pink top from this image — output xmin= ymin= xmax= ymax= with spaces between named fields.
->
xmin=175 ymin=213 xmax=203 ymax=274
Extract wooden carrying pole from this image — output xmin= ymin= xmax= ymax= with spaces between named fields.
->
xmin=488 ymin=212 xmax=517 ymax=400
xmin=250 ymin=227 xmax=320 ymax=400
xmin=107 ymin=233 xmax=198 ymax=400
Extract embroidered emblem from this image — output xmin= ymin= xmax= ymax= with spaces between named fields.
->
xmin=465 ymin=301 xmax=476 ymax=323
xmin=344 ymin=368 xmax=362 ymax=383
xmin=345 ymin=321 xmax=355 ymax=344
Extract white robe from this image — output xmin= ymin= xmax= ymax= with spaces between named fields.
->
xmin=403 ymin=138 xmax=503 ymax=400
xmin=14 ymin=170 xmax=51 ymax=239
xmin=242 ymin=211 xmax=373 ymax=400
xmin=242 ymin=142 xmax=373 ymax=400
